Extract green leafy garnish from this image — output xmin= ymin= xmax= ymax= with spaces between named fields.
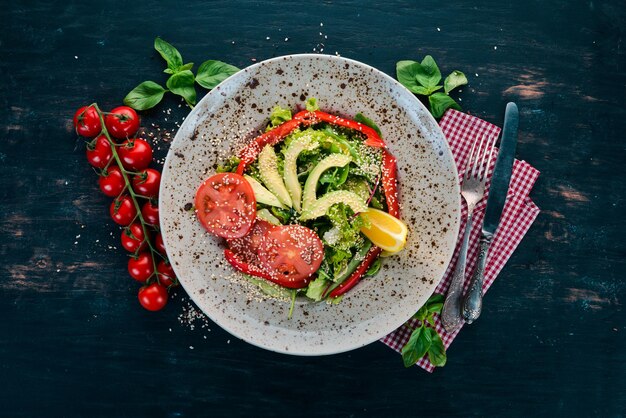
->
xmin=396 ymin=55 xmax=467 ymax=119
xmin=305 ymin=97 xmax=319 ymax=111
xmin=354 ymin=113 xmax=382 ymax=136
xmin=124 ymin=38 xmax=240 ymax=110
xmin=166 ymin=69 xmax=197 ymax=107
xmin=155 ymin=37 xmax=183 ymax=72
xmin=269 ymin=105 xmax=292 ymax=127
xmin=196 ymin=60 xmax=240 ymax=90
xmin=401 ymin=293 xmax=448 ymax=368
xmin=123 ymin=81 xmax=167 ymax=111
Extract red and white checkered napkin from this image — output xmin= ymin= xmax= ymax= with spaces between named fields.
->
xmin=380 ymin=109 xmax=541 ymax=372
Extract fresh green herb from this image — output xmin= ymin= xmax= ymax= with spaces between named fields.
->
xmin=401 ymin=293 xmax=447 ymax=368
xmin=306 ymin=97 xmax=319 ymax=111
xmin=244 ymin=275 xmax=292 ymax=300
xmin=195 ymin=60 xmax=240 ymax=90
xmin=354 ymin=113 xmax=382 ymax=136
xmin=396 ymin=56 xmax=467 ymax=118
xmin=166 ymin=69 xmax=197 ymax=107
xmin=216 ymin=156 xmax=241 ymax=173
xmin=288 ymin=290 xmax=297 ymax=319
xmin=269 ymin=105 xmax=292 ymax=127
xmin=124 ymin=37 xmax=240 ymax=110
xmin=155 ymin=37 xmax=184 ymax=73
xmin=123 ymin=81 xmax=167 ymax=111
xmin=305 ymin=276 xmax=331 ymax=301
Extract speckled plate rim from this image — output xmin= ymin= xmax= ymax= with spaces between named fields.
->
xmin=161 ymin=54 xmax=461 ymax=356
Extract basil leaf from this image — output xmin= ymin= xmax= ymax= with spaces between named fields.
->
xmin=427 ymin=293 xmax=445 ymax=305
xmin=414 ymin=305 xmax=429 ymax=321
xmin=166 ymin=70 xmax=197 ymax=106
xmin=396 ymin=60 xmax=423 ymax=93
xmin=428 ymin=93 xmax=461 ymax=119
xmin=425 ymin=327 xmax=447 ymax=367
xmin=425 ymin=315 xmax=436 ymax=327
xmin=154 ymin=37 xmax=183 ymax=72
xmin=123 ymin=81 xmax=167 ymax=111
xmin=196 ymin=60 xmax=240 ymax=90
xmin=418 ymin=55 xmax=442 ymax=88
xmin=354 ymin=113 xmax=382 ymax=136
xmin=179 ymin=62 xmax=194 ymax=72
xmin=163 ymin=68 xmax=174 ymax=75
xmin=444 ymin=70 xmax=468 ymax=94
xmin=426 ymin=293 xmax=445 ymax=313
xmin=401 ymin=326 xmax=432 ymax=367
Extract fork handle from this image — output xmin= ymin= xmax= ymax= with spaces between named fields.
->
xmin=462 ymin=233 xmax=493 ymax=324
xmin=441 ymin=209 xmax=475 ymax=333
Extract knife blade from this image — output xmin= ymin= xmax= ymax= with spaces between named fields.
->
xmin=483 ymin=102 xmax=518 ymax=235
xmin=461 ymin=102 xmax=518 ymax=324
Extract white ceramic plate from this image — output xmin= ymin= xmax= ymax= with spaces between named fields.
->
xmin=160 ymin=54 xmax=460 ymax=355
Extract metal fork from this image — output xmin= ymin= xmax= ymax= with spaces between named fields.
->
xmin=441 ymin=134 xmax=497 ymax=333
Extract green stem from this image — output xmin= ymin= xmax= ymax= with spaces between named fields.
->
xmin=91 ymin=103 xmax=161 ymax=285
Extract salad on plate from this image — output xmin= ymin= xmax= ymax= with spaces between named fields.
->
xmin=194 ymin=98 xmax=408 ymax=308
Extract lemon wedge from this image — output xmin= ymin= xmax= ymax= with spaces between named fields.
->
xmin=359 ymin=208 xmax=408 ymax=254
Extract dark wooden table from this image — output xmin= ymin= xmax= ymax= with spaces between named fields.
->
xmin=2 ymin=1 xmax=625 ymax=416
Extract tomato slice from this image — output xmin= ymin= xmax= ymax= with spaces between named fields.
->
xmin=227 ymin=220 xmax=274 ymax=265
xmin=257 ymin=225 xmax=324 ymax=288
xmin=195 ymin=173 xmax=256 ymax=239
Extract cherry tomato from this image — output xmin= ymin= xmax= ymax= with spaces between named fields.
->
xmin=138 ymin=283 xmax=168 ymax=311
xmin=98 ymin=166 xmax=125 ymax=197
xmin=156 ymin=260 xmax=177 ymax=287
xmin=128 ymin=252 xmax=154 ymax=283
xmin=118 ymin=139 xmax=153 ymax=171
xmin=141 ymin=201 xmax=159 ymax=226
xmin=121 ymin=223 xmax=148 ymax=253
xmin=195 ymin=173 xmax=256 ymax=239
xmin=110 ymin=195 xmax=137 ymax=226
xmin=132 ymin=168 xmax=161 ymax=198
xmin=227 ymin=220 xmax=274 ymax=265
xmin=105 ymin=106 xmax=140 ymax=139
xmin=73 ymin=105 xmax=102 ymax=137
xmin=257 ymin=225 xmax=324 ymax=288
xmin=86 ymin=135 xmax=112 ymax=169
xmin=154 ymin=232 xmax=166 ymax=254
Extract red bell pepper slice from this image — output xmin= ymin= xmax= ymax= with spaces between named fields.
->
xmin=293 ymin=110 xmax=386 ymax=148
xmin=236 ymin=118 xmax=302 ymax=175
xmin=328 ymin=247 xmax=382 ymax=298
xmin=223 ymin=248 xmax=273 ymax=281
xmin=381 ymin=149 xmax=399 ymax=217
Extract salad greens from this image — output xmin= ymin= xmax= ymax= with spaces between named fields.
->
xmin=239 ymin=100 xmax=386 ymax=304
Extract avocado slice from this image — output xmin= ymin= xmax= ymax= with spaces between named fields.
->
xmin=302 ymin=153 xmax=352 ymax=213
xmin=244 ymin=175 xmax=285 ymax=209
xmin=256 ymin=208 xmax=282 ymax=225
xmin=283 ymin=134 xmax=320 ymax=212
xmin=300 ymin=190 xmax=367 ymax=221
xmin=258 ymin=145 xmax=292 ymax=208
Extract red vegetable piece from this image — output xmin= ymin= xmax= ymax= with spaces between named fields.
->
xmin=328 ymin=247 xmax=382 ymax=298
xmin=381 ymin=149 xmax=399 ymax=217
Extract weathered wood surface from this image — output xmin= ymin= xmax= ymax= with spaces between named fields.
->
xmin=1 ymin=1 xmax=624 ymax=416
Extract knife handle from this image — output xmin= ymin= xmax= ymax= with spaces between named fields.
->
xmin=462 ymin=234 xmax=492 ymax=324
xmin=441 ymin=209 xmax=475 ymax=333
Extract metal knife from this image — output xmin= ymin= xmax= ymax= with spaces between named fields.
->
xmin=461 ymin=102 xmax=519 ymax=324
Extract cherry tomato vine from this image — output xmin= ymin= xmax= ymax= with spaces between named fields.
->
xmin=74 ymin=104 xmax=177 ymax=311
